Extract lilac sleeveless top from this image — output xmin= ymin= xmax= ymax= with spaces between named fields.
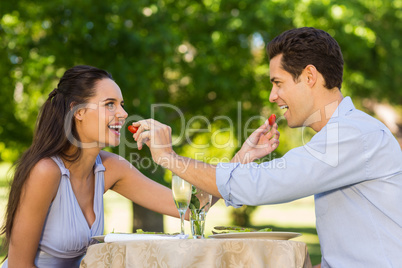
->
xmin=3 ymin=155 xmax=105 ymax=268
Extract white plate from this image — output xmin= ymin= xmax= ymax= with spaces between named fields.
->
xmin=91 ymin=233 xmax=188 ymax=243
xmin=209 ymin=232 xmax=301 ymax=240
xmin=91 ymin=234 xmax=175 ymax=243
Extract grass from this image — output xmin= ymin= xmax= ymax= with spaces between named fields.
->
xmin=0 ymin=162 xmax=321 ymax=265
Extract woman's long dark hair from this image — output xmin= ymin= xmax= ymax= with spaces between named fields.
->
xmin=1 ymin=65 xmax=113 ymax=259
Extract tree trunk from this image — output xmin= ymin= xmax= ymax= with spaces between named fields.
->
xmin=231 ymin=205 xmax=257 ymax=227
xmin=132 ymin=203 xmax=164 ymax=232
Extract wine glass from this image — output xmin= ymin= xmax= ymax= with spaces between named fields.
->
xmin=171 ymin=174 xmax=192 ymax=235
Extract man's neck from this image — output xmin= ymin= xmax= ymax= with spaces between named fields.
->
xmin=309 ymin=89 xmax=344 ymax=132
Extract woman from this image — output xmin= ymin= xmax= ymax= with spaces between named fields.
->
xmin=1 ymin=65 xmax=182 ymax=267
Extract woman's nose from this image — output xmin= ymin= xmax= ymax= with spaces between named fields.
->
xmin=117 ymin=106 xmax=128 ymax=119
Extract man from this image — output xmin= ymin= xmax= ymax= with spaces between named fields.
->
xmin=132 ymin=27 xmax=402 ymax=267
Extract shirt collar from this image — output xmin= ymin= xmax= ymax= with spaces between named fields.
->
xmin=332 ymin=96 xmax=355 ymax=119
xmin=335 ymin=97 xmax=355 ymax=115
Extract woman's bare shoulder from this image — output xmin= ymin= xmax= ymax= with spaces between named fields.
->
xmin=99 ymin=150 xmax=131 ymax=168
xmin=16 ymin=157 xmax=62 ymax=204
xmin=28 ymin=158 xmax=62 ymax=188
xmin=99 ymin=150 xmax=142 ymax=190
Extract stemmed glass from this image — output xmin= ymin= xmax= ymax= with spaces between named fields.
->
xmin=171 ymin=174 xmax=192 ymax=235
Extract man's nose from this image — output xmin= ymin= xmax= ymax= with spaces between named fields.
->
xmin=269 ymin=87 xmax=278 ymax=103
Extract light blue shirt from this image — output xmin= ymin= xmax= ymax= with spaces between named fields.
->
xmin=216 ymin=97 xmax=402 ymax=267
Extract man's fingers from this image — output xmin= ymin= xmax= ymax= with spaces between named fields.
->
xmin=133 ymin=119 xmax=153 ymax=140
xmin=132 ymin=119 xmax=173 ymax=151
xmin=136 ymin=131 xmax=151 ymax=150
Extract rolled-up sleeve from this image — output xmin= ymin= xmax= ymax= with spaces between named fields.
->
xmin=214 ymin=122 xmax=386 ymax=207
xmin=215 ymin=97 xmax=402 ymax=209
xmin=216 ymin=162 xmax=242 ymax=208
xmin=216 ymin=159 xmax=295 ymax=207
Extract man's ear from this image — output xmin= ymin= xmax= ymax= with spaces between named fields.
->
xmin=304 ymin=65 xmax=317 ymax=87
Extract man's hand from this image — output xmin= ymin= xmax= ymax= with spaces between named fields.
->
xmin=231 ymin=119 xmax=280 ymax=164
xmin=132 ymin=119 xmax=175 ymax=166
xmin=131 ymin=119 xmax=221 ymax=197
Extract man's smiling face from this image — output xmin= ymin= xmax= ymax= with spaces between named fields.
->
xmin=269 ymin=54 xmax=314 ymax=128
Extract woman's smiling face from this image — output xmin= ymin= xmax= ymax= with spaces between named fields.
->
xmin=74 ymin=78 xmax=128 ymax=148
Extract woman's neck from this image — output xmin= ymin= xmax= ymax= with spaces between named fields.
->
xmin=61 ymin=146 xmax=101 ymax=182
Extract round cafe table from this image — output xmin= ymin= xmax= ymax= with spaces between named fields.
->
xmin=80 ymin=238 xmax=312 ymax=268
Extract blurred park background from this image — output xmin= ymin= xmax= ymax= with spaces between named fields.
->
xmin=1 ymin=0 xmax=401 ymax=265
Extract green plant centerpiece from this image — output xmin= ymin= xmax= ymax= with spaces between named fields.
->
xmin=189 ymin=186 xmax=211 ymax=238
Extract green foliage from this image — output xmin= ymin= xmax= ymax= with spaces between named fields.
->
xmin=0 ymin=0 xmax=401 ymax=176
xmin=0 ymin=0 xmax=400 ymax=254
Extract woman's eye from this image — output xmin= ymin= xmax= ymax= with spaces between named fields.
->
xmin=106 ymin=102 xmax=115 ymax=109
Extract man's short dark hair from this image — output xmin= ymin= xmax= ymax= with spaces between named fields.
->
xmin=267 ymin=27 xmax=344 ymax=90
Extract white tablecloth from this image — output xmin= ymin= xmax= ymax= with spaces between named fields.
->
xmin=80 ymin=238 xmax=312 ymax=268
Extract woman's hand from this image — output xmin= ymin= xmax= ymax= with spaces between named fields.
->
xmin=231 ymin=119 xmax=280 ymax=164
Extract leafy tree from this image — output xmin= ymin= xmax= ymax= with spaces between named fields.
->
xmin=1 ymin=0 xmax=401 ymax=230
